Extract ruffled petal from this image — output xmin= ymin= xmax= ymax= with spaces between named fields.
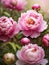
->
xmin=16 ymin=50 xmax=25 ymax=61
xmin=16 ymin=51 xmax=22 ymax=60
xmin=30 ymin=31 xmax=40 ymax=38
xmin=22 ymin=30 xmax=32 ymax=37
xmin=38 ymin=21 xmax=48 ymax=32
xmin=39 ymin=59 xmax=48 ymax=65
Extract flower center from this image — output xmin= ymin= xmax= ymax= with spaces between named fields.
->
xmin=27 ymin=18 xmax=35 ymax=25
xmin=32 ymin=48 xmax=37 ymax=52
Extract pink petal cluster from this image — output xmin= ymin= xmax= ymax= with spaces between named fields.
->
xmin=42 ymin=34 xmax=49 ymax=47
xmin=1 ymin=0 xmax=27 ymax=11
xmin=18 ymin=10 xmax=48 ymax=38
xmin=0 ymin=16 xmax=19 ymax=42
xmin=16 ymin=44 xmax=48 ymax=65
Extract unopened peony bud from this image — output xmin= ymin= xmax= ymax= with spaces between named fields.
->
xmin=3 ymin=53 xmax=15 ymax=64
xmin=20 ymin=37 xmax=30 ymax=45
xmin=32 ymin=4 xmax=41 ymax=11
xmin=42 ymin=34 xmax=49 ymax=47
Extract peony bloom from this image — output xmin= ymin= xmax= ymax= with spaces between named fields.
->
xmin=16 ymin=44 xmax=48 ymax=65
xmin=0 ymin=16 xmax=19 ymax=42
xmin=18 ymin=10 xmax=48 ymax=38
xmin=32 ymin=4 xmax=41 ymax=11
xmin=1 ymin=0 xmax=27 ymax=11
xmin=42 ymin=34 xmax=49 ymax=47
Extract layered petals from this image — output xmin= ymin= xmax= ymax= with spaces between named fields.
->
xmin=0 ymin=16 xmax=19 ymax=42
xmin=18 ymin=10 xmax=48 ymax=38
xmin=16 ymin=44 xmax=48 ymax=65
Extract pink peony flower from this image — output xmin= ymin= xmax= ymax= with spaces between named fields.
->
xmin=32 ymin=4 xmax=41 ymax=11
xmin=16 ymin=44 xmax=48 ymax=65
xmin=0 ymin=16 xmax=19 ymax=42
xmin=42 ymin=34 xmax=49 ymax=47
xmin=18 ymin=10 xmax=48 ymax=38
xmin=20 ymin=37 xmax=30 ymax=45
xmin=1 ymin=0 xmax=27 ymax=11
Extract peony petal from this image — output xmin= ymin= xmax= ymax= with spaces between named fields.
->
xmin=22 ymin=30 xmax=32 ymax=37
xmin=16 ymin=51 xmax=22 ymax=60
xmin=14 ymin=23 xmax=20 ymax=34
xmin=39 ymin=59 xmax=48 ymax=65
xmin=38 ymin=21 xmax=48 ymax=32
xmin=30 ymin=31 xmax=40 ymax=38
xmin=16 ymin=60 xmax=26 ymax=65
xmin=16 ymin=50 xmax=25 ymax=61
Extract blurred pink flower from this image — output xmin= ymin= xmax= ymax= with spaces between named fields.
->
xmin=18 ymin=10 xmax=48 ymax=38
xmin=16 ymin=44 xmax=48 ymax=65
xmin=42 ymin=34 xmax=49 ymax=47
xmin=0 ymin=16 xmax=19 ymax=42
xmin=1 ymin=0 xmax=27 ymax=11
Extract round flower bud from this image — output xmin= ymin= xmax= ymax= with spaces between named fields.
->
xmin=42 ymin=34 xmax=49 ymax=47
xmin=32 ymin=4 xmax=41 ymax=11
xmin=3 ymin=53 xmax=15 ymax=64
xmin=20 ymin=37 xmax=30 ymax=45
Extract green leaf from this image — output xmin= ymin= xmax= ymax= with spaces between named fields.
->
xmin=3 ymin=12 xmax=10 ymax=17
xmin=8 ymin=42 xmax=17 ymax=52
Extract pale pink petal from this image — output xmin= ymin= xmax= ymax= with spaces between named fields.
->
xmin=18 ymin=22 xmax=28 ymax=30
xmin=14 ymin=23 xmax=20 ymax=34
xmin=16 ymin=51 xmax=22 ymax=60
xmin=30 ymin=31 xmax=40 ymax=38
xmin=38 ymin=21 xmax=48 ymax=32
xmin=39 ymin=59 xmax=48 ymax=65
xmin=16 ymin=60 xmax=26 ymax=65
xmin=16 ymin=50 xmax=25 ymax=61
xmin=22 ymin=30 xmax=32 ymax=37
